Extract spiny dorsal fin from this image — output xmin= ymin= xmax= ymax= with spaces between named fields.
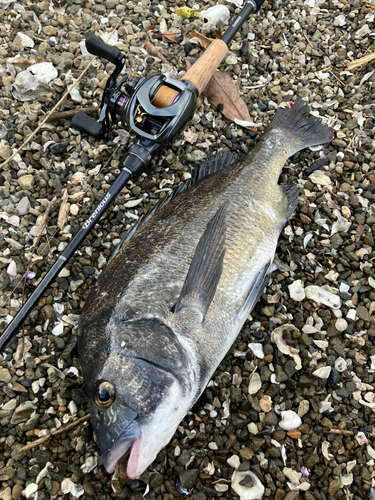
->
xmin=174 ymin=202 xmax=227 ymax=319
xmin=111 ymin=151 xmax=237 ymax=258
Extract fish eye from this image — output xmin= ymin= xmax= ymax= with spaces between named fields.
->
xmin=94 ymin=381 xmax=116 ymax=407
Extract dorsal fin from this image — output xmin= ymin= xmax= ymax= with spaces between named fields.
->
xmin=110 ymin=151 xmax=237 ymax=258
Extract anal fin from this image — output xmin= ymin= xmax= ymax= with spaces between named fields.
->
xmin=282 ymin=182 xmax=299 ymax=219
xmin=174 ymin=203 xmax=227 ymax=319
xmin=237 ymin=261 xmax=276 ymax=320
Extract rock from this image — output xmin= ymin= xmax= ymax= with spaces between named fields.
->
xmin=16 ymin=196 xmax=31 ymax=215
xmin=12 ymin=484 xmax=23 ymax=500
xmin=328 ymin=478 xmax=342 ymax=497
xmin=0 ymin=368 xmax=11 ymax=383
xmin=10 ymin=401 xmax=37 ymax=425
xmin=0 ymin=467 xmax=15 ymax=481
xmin=0 ymin=140 xmax=12 ymax=160
xmin=42 ymin=26 xmax=57 ymax=36
xmin=284 ymin=492 xmax=300 ymax=500
xmin=264 ymin=411 xmax=278 ymax=426
xmin=356 ymin=306 xmax=371 ymax=322
xmin=179 ymin=469 xmax=199 ymax=490
xmin=18 ymin=175 xmax=35 ymax=190
xmin=0 ymin=487 xmax=12 ymax=500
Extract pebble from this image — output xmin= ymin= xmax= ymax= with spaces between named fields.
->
xmin=16 ymin=196 xmax=31 ymax=215
xmin=0 ymin=368 xmax=11 ymax=383
xmin=17 ymin=175 xmax=35 ymax=190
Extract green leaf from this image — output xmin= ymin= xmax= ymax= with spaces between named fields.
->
xmin=175 ymin=7 xmax=201 ymax=19
xmin=371 ymin=41 xmax=375 ymax=51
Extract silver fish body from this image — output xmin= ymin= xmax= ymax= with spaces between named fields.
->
xmin=78 ymin=99 xmax=333 ymax=478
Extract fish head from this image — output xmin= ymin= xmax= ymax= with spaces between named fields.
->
xmin=79 ymin=315 xmax=196 ymax=479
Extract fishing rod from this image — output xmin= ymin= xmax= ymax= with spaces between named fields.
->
xmin=0 ymin=0 xmax=265 ymax=350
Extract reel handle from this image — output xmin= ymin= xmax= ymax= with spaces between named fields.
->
xmin=86 ymin=34 xmax=123 ymax=64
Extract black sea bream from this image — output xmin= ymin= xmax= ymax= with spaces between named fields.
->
xmin=78 ymin=99 xmax=333 ymax=478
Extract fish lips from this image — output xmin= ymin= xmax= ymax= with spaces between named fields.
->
xmin=99 ymin=420 xmax=141 ymax=475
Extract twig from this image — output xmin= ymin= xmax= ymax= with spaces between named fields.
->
xmin=302 ymin=32 xmax=313 ymax=49
xmin=18 ymin=414 xmax=91 ymax=453
xmin=346 ymin=52 xmax=375 ymax=71
xmin=324 ymin=428 xmax=354 ymax=436
xmin=366 ymin=3 xmax=375 ymax=9
xmin=328 ymin=70 xmax=345 ymax=86
xmin=144 ymin=41 xmax=171 ymax=65
xmin=45 ymin=107 xmax=98 ymax=123
xmin=0 ymin=20 xmax=123 ymax=171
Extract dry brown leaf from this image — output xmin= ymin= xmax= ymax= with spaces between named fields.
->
xmin=162 ymin=30 xmax=181 ymax=43
xmin=188 ymin=29 xmax=213 ymax=49
xmin=215 ymin=30 xmax=222 ymax=39
xmin=203 ymin=71 xmax=256 ymax=131
xmin=57 ymin=189 xmax=70 ymax=231
xmin=368 ymin=173 xmax=375 ymax=186
xmin=145 ymin=25 xmax=156 ymax=32
xmin=7 ymin=55 xmax=35 ymax=70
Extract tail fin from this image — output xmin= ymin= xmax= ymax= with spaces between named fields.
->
xmin=271 ymin=98 xmax=334 ymax=151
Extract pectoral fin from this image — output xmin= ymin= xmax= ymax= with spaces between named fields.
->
xmin=174 ymin=203 xmax=227 ymax=319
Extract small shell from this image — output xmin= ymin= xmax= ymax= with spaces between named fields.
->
xmin=335 ymin=318 xmax=348 ymax=332
xmin=259 ymin=395 xmax=272 ymax=413
xmin=271 ymin=325 xmax=302 ymax=370
xmin=305 ymin=285 xmax=341 ymax=309
xmin=288 ymin=280 xmax=305 ymax=301
xmin=283 ymin=467 xmax=300 ymax=485
xmin=322 ymin=441 xmax=332 ymax=460
xmin=248 ymin=343 xmax=264 ymax=359
xmin=68 ymin=401 xmax=78 ymax=415
xmin=61 ymin=479 xmax=73 ymax=494
xmin=347 ymin=460 xmax=356 ymax=473
xmin=80 ymin=455 xmax=97 ymax=474
xmin=367 ymin=445 xmax=375 ymax=459
xmin=52 ymin=322 xmax=64 ymax=336
xmin=227 ymin=455 xmax=240 ymax=470
xmin=340 ymin=473 xmax=353 ymax=486
xmin=24 ymin=483 xmax=38 ymax=498
xmin=356 ymin=432 xmax=368 ymax=445
xmin=312 ymin=366 xmax=331 ymax=379
xmin=279 ymin=410 xmax=302 ymax=431
xmin=334 ymin=357 xmax=347 ymax=372
xmin=231 ymin=470 xmax=265 ymax=500
xmin=248 ymin=372 xmax=261 ymax=395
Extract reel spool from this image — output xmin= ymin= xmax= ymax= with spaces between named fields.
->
xmin=152 ymin=85 xmax=180 ymax=108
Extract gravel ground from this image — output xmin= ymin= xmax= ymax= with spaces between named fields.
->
xmin=1 ymin=0 xmax=375 ymax=499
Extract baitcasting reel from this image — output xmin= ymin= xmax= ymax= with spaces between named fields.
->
xmin=72 ymin=34 xmax=197 ymax=143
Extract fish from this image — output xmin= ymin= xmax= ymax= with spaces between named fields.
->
xmin=77 ymin=98 xmax=333 ymax=479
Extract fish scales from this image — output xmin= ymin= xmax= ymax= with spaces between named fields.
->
xmin=78 ymin=98 xmax=333 ymax=479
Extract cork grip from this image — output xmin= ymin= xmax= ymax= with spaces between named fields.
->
xmin=181 ymin=39 xmax=228 ymax=95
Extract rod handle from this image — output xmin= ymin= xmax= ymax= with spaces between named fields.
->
xmin=181 ymin=39 xmax=228 ymax=95
xmin=86 ymin=34 xmax=122 ymax=64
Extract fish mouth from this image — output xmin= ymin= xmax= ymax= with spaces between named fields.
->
xmin=101 ymin=423 xmax=141 ymax=476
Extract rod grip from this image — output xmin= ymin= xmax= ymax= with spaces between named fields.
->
xmin=181 ymin=39 xmax=228 ymax=95
xmin=86 ymin=34 xmax=122 ymax=64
